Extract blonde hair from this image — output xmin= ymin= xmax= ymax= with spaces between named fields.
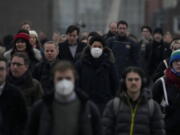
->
xmin=44 ymin=41 xmax=59 ymax=49
xmin=170 ymin=39 xmax=180 ymax=51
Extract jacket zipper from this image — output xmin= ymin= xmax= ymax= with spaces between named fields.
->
xmin=128 ymin=99 xmax=140 ymax=135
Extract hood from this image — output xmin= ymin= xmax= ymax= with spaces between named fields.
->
xmin=81 ymin=46 xmax=115 ymax=64
xmin=118 ymin=88 xmax=152 ymax=103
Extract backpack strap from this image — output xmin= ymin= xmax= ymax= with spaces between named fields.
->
xmin=160 ymin=77 xmax=169 ymax=106
xmin=113 ymin=97 xmax=155 ymax=118
xmin=113 ymin=97 xmax=120 ymax=116
xmin=148 ymin=99 xmax=154 ymax=118
xmin=163 ymin=59 xmax=168 ymax=69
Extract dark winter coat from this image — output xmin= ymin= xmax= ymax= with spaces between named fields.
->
xmin=33 ymin=59 xmax=59 ymax=95
xmin=0 ymin=82 xmax=27 ymax=135
xmin=152 ymin=69 xmax=180 ymax=135
xmin=163 ymin=42 xmax=172 ymax=59
xmin=102 ymin=90 xmax=165 ymax=135
xmin=58 ymin=40 xmax=86 ymax=63
xmin=75 ymin=46 xmax=119 ymax=111
xmin=152 ymin=59 xmax=169 ymax=82
xmin=138 ymin=39 xmax=152 ymax=72
xmin=103 ymin=31 xmax=117 ymax=42
xmin=106 ymin=36 xmax=140 ymax=78
xmin=7 ymin=71 xmax=43 ymax=109
xmin=27 ymin=89 xmax=101 ymax=135
xmin=145 ymin=40 xmax=165 ymax=77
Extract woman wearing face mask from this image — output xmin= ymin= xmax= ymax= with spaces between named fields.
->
xmin=75 ymin=35 xmax=119 ymax=114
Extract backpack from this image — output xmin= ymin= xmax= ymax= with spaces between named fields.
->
xmin=113 ymin=97 xmax=154 ymax=117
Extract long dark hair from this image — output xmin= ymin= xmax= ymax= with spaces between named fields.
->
xmin=11 ymin=31 xmax=38 ymax=62
xmin=120 ymin=66 xmax=146 ymax=92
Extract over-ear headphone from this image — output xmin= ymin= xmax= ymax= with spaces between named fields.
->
xmin=120 ymin=66 xmax=147 ymax=90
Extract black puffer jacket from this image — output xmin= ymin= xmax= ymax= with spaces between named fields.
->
xmin=102 ymin=90 xmax=165 ymax=135
xmin=75 ymin=46 xmax=119 ymax=112
xmin=27 ymin=89 xmax=101 ymax=135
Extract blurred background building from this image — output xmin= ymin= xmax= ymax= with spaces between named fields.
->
xmin=0 ymin=0 xmax=54 ymax=36
xmin=0 ymin=0 xmax=179 ymax=37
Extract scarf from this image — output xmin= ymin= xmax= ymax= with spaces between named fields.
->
xmin=165 ymin=68 xmax=180 ymax=89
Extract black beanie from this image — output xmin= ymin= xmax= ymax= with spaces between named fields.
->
xmin=153 ymin=28 xmax=163 ymax=35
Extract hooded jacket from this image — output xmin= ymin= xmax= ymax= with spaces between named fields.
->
xmin=75 ymin=46 xmax=119 ymax=105
xmin=102 ymin=89 xmax=165 ymax=135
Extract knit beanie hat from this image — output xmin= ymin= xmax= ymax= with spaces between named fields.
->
xmin=14 ymin=32 xmax=30 ymax=42
xmin=153 ymin=28 xmax=163 ymax=35
xmin=169 ymin=49 xmax=180 ymax=66
xmin=29 ymin=30 xmax=38 ymax=38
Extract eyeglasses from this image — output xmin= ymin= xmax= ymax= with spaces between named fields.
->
xmin=127 ymin=78 xmax=140 ymax=82
xmin=11 ymin=62 xmax=24 ymax=67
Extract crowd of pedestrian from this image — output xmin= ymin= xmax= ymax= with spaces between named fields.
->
xmin=0 ymin=20 xmax=180 ymax=135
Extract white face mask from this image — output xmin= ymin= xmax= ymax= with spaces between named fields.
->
xmin=90 ymin=47 xmax=103 ymax=58
xmin=55 ymin=79 xmax=74 ymax=96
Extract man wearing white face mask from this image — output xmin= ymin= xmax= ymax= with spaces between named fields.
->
xmin=76 ymin=35 xmax=119 ymax=114
xmin=55 ymin=78 xmax=75 ymax=101
xmin=27 ymin=60 xmax=101 ymax=135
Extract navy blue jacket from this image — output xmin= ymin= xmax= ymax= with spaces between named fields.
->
xmin=107 ymin=36 xmax=140 ymax=78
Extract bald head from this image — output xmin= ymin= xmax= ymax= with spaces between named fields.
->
xmin=109 ymin=22 xmax=117 ymax=34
